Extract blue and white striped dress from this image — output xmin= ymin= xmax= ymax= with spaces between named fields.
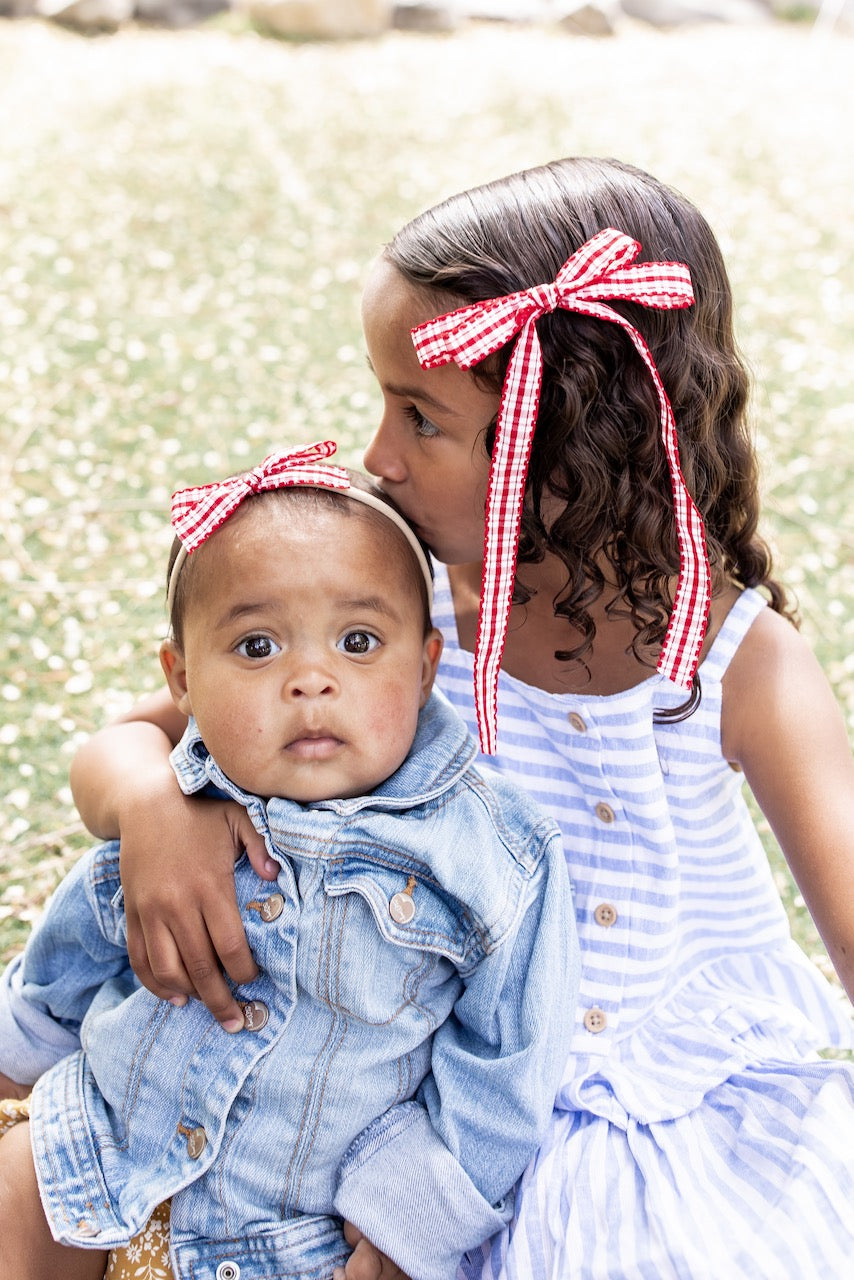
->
xmin=431 ymin=565 xmax=854 ymax=1279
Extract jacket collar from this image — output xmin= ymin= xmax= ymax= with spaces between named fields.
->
xmin=170 ymin=688 xmax=476 ymax=818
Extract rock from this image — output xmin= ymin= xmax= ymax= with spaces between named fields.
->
xmin=238 ymin=0 xmax=394 ymax=37
xmin=37 ymin=0 xmax=133 ymax=28
xmin=556 ymin=0 xmax=617 ymax=33
xmin=392 ymin=1 xmax=460 ymax=29
xmin=134 ymin=0 xmax=228 ymax=24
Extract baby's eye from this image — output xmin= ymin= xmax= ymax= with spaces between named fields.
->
xmin=404 ymin=405 xmax=440 ymax=438
xmin=339 ymin=631 xmax=380 ymax=655
xmin=236 ymin=634 xmax=281 ymax=660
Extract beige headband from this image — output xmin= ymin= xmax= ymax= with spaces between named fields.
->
xmin=167 ymin=444 xmax=433 ymax=619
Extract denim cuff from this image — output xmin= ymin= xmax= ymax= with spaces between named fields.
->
xmin=0 ymin=955 xmax=80 ymax=1084
xmin=334 ymin=1101 xmax=511 ymax=1280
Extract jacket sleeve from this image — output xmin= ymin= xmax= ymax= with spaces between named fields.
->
xmin=334 ymin=826 xmax=578 ymax=1280
xmin=0 ymin=841 xmax=133 ymax=1084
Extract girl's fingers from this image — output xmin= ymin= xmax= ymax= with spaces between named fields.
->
xmin=237 ymin=816 xmax=280 ymax=882
xmin=130 ymin=906 xmax=247 ymax=1032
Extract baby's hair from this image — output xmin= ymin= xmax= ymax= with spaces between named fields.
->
xmin=166 ymin=470 xmax=434 ymax=647
xmin=386 ymin=156 xmax=796 ymax=678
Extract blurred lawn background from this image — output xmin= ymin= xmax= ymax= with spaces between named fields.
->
xmin=1 ymin=17 xmax=852 ymax=980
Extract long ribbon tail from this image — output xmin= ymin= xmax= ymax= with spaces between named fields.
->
xmin=474 ymin=320 xmax=542 ymax=755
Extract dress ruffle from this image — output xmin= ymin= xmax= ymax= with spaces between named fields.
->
xmin=559 ymin=946 xmax=854 ymax=1125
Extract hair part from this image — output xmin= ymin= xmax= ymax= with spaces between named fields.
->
xmin=385 ymin=156 xmax=796 ymax=683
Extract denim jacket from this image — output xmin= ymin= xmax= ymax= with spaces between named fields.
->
xmin=0 ymin=690 xmax=577 ymax=1280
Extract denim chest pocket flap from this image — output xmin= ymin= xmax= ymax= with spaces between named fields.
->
xmin=323 ymin=857 xmax=480 ymax=967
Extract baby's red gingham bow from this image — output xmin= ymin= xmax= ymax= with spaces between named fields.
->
xmin=171 ymin=441 xmax=350 ymax=552
xmin=411 ymin=227 xmax=709 ymax=756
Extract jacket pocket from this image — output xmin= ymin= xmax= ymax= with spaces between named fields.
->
xmin=305 ymin=859 xmax=472 ymax=1024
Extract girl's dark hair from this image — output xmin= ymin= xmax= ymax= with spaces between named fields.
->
xmin=385 ymin=157 xmax=796 ymax=684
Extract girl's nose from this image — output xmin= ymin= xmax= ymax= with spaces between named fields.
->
xmin=363 ymin=418 xmax=407 ymax=485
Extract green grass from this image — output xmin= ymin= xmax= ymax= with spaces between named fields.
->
xmin=1 ymin=18 xmax=852 ymax=984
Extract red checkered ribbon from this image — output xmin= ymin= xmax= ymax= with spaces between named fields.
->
xmin=411 ymin=227 xmax=709 ymax=755
xmin=171 ymin=441 xmax=350 ymax=552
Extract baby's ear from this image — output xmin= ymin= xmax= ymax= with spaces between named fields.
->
xmin=419 ymin=627 xmax=444 ymax=707
xmin=159 ymin=640 xmax=192 ymax=716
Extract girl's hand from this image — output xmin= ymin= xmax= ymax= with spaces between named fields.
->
xmin=334 ymin=1223 xmax=413 ymax=1280
xmin=70 ymin=698 xmax=279 ymax=1031
xmin=119 ymin=781 xmax=278 ymax=1031
xmin=0 ymin=1072 xmax=29 ymax=1101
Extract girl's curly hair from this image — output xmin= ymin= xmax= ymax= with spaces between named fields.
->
xmin=385 ymin=157 xmax=796 ymax=678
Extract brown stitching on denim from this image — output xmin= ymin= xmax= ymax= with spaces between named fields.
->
xmin=278 ymin=1011 xmax=349 ymax=1216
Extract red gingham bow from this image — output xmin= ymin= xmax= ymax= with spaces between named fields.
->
xmin=411 ymin=227 xmax=709 ymax=755
xmin=171 ymin=441 xmax=350 ymax=552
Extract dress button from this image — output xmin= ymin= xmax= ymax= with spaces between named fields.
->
xmin=583 ymin=1007 xmax=608 ymax=1034
xmin=185 ymin=1126 xmax=207 ymax=1160
xmin=568 ymin=712 xmax=587 ymax=733
xmin=595 ymin=802 xmax=615 ymax=824
xmin=593 ymin=903 xmax=618 ymax=928
xmin=239 ymin=1000 xmax=269 ymax=1031
xmin=216 ymin=1264 xmax=241 ymax=1280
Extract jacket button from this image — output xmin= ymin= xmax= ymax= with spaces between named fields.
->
xmin=216 ymin=1264 xmax=241 ymax=1280
xmin=186 ymin=1126 xmax=207 ymax=1159
xmin=583 ymin=1007 xmax=608 ymax=1033
xmin=595 ymin=802 xmax=615 ymax=824
xmin=593 ymin=903 xmax=618 ymax=927
xmin=239 ymin=1000 xmax=269 ymax=1031
xmin=256 ymin=893 xmax=284 ymax=922
xmin=389 ymin=891 xmax=416 ymax=924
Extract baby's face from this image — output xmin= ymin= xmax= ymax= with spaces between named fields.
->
xmin=162 ymin=501 xmax=441 ymax=802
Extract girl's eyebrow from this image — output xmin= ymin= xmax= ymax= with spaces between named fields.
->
xmin=364 ymin=355 xmax=453 ymax=414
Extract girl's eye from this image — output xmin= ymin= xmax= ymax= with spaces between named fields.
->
xmin=236 ymin=635 xmax=281 ymax=660
xmin=339 ymin=631 xmax=380 ymax=655
xmin=404 ymin=405 xmax=440 ymax=438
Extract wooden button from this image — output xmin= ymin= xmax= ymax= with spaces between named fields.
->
xmin=595 ymin=802 xmax=615 ymax=824
xmin=568 ymin=712 xmax=587 ymax=732
xmin=593 ymin=903 xmax=618 ymax=928
xmin=583 ymin=1007 xmax=608 ymax=1034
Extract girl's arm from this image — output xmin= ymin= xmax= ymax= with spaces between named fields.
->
xmin=722 ymin=606 xmax=854 ymax=1002
xmin=69 ymin=687 xmax=277 ymax=1031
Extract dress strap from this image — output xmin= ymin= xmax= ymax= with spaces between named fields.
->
xmin=699 ymin=588 xmax=768 ymax=685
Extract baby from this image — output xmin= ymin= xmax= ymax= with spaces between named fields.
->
xmin=0 ymin=442 xmax=577 ymax=1280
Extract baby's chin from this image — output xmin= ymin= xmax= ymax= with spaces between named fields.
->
xmin=249 ymin=767 xmax=397 ymax=806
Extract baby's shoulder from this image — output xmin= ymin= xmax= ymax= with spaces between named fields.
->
xmin=457 ymin=759 xmax=563 ymax=878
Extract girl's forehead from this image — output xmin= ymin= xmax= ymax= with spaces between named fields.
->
xmin=362 ymin=255 xmax=453 ymax=331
